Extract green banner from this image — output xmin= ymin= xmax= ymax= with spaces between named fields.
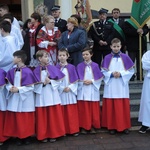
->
xmin=131 ymin=0 xmax=150 ymax=28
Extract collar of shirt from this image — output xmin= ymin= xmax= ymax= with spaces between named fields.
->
xmin=111 ymin=51 xmax=121 ymax=58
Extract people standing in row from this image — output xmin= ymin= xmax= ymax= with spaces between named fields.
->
xmin=2 ymin=13 xmax=24 ymax=50
xmin=22 ymin=12 xmax=43 ymax=67
xmin=22 ymin=18 xmax=32 ymax=39
xmin=77 ymin=47 xmax=103 ymax=134
xmin=0 ymin=69 xmax=8 ymax=146
xmin=101 ymin=38 xmax=134 ymax=134
xmin=4 ymin=50 xmax=37 ymax=145
xmin=138 ymin=50 xmax=150 ymax=133
xmin=123 ymin=19 xmax=149 ymax=80
xmin=33 ymin=50 xmax=65 ymax=143
xmin=0 ymin=4 xmax=20 ymax=29
xmin=58 ymin=17 xmax=86 ymax=66
xmin=88 ymin=8 xmax=114 ymax=66
xmin=109 ymin=8 xmax=126 ymax=53
xmin=56 ymin=48 xmax=79 ymax=136
xmin=36 ymin=15 xmax=61 ymax=65
xmin=0 ymin=20 xmax=18 ymax=71
xmin=51 ymin=5 xmax=67 ymax=33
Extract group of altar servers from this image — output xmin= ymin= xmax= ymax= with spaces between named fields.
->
xmin=0 ymin=38 xmax=139 ymax=146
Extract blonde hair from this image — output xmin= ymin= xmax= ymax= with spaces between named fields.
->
xmin=43 ymin=15 xmax=54 ymax=25
xmin=67 ymin=17 xmax=78 ymax=27
xmin=36 ymin=50 xmax=48 ymax=60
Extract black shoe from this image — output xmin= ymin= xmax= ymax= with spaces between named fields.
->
xmin=109 ymin=130 xmax=116 ymax=135
xmin=16 ymin=138 xmax=23 ymax=146
xmin=139 ymin=125 xmax=149 ymax=134
xmin=123 ymin=129 xmax=130 ymax=134
xmin=24 ymin=137 xmax=31 ymax=145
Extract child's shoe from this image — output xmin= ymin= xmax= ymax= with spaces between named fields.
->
xmin=80 ymin=128 xmax=87 ymax=134
xmin=16 ymin=138 xmax=23 ymax=146
xmin=109 ymin=130 xmax=116 ymax=135
xmin=49 ymin=138 xmax=56 ymax=143
xmin=41 ymin=139 xmax=48 ymax=143
xmin=139 ymin=125 xmax=149 ymax=134
xmin=0 ymin=142 xmax=3 ymax=146
xmin=123 ymin=129 xmax=129 ymax=134
xmin=90 ymin=128 xmax=96 ymax=134
xmin=73 ymin=133 xmax=79 ymax=137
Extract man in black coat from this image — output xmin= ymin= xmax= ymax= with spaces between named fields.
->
xmin=109 ymin=8 xmax=125 ymax=52
xmin=51 ymin=5 xmax=67 ymax=33
xmin=88 ymin=8 xmax=114 ymax=66
xmin=123 ymin=20 xmax=149 ymax=80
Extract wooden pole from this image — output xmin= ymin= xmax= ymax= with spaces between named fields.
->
xmin=139 ymin=34 xmax=142 ymax=81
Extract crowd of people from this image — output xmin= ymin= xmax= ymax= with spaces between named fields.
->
xmin=0 ymin=3 xmax=150 ymax=147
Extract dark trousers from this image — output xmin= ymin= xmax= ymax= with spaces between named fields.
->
xmin=128 ymin=51 xmax=144 ymax=79
xmin=92 ymin=48 xmax=111 ymax=67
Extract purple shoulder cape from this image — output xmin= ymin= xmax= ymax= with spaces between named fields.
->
xmin=56 ymin=63 xmax=78 ymax=83
xmin=33 ymin=65 xmax=65 ymax=82
xmin=101 ymin=53 xmax=134 ymax=70
xmin=6 ymin=67 xmax=37 ymax=86
xmin=0 ymin=69 xmax=6 ymax=86
xmin=77 ymin=62 xmax=103 ymax=80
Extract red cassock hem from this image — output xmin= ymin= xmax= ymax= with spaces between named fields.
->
xmin=0 ymin=111 xmax=9 ymax=142
xmin=4 ymin=111 xmax=35 ymax=139
xmin=61 ymin=104 xmax=79 ymax=134
xmin=101 ymin=98 xmax=131 ymax=131
xmin=77 ymin=100 xmax=101 ymax=130
xmin=35 ymin=104 xmax=65 ymax=140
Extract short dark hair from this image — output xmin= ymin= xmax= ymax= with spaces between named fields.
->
xmin=2 ymin=13 xmax=14 ymax=23
xmin=36 ymin=50 xmax=48 ymax=60
xmin=82 ymin=46 xmax=93 ymax=55
xmin=111 ymin=38 xmax=121 ymax=45
xmin=13 ymin=50 xmax=27 ymax=63
xmin=23 ymin=18 xmax=31 ymax=30
xmin=31 ymin=12 xmax=41 ymax=23
xmin=0 ymin=20 xmax=11 ymax=33
xmin=0 ymin=4 xmax=9 ymax=12
xmin=112 ymin=8 xmax=120 ymax=13
xmin=58 ymin=48 xmax=69 ymax=56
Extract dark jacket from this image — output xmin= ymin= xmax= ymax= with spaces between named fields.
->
xmin=22 ymin=23 xmax=43 ymax=65
xmin=88 ymin=19 xmax=114 ymax=50
xmin=55 ymin=18 xmax=67 ymax=33
xmin=123 ymin=21 xmax=148 ymax=52
xmin=58 ymin=27 xmax=86 ymax=66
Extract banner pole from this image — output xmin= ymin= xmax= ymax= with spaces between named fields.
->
xmin=139 ymin=34 xmax=142 ymax=81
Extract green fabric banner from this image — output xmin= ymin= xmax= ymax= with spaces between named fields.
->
xmin=108 ymin=19 xmax=125 ymax=40
xmin=131 ymin=0 xmax=150 ymax=28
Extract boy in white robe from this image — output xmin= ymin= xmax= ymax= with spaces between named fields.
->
xmin=0 ymin=20 xmax=18 ymax=71
xmin=101 ymin=38 xmax=134 ymax=134
xmin=4 ymin=50 xmax=37 ymax=146
xmin=77 ymin=47 xmax=103 ymax=134
xmin=0 ymin=69 xmax=8 ymax=146
xmin=138 ymin=50 xmax=150 ymax=133
xmin=33 ymin=50 xmax=65 ymax=143
xmin=56 ymin=48 xmax=79 ymax=136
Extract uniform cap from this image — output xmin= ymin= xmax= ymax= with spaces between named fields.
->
xmin=51 ymin=5 xmax=60 ymax=11
xmin=98 ymin=8 xmax=108 ymax=14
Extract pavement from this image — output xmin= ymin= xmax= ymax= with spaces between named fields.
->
xmin=1 ymin=127 xmax=150 ymax=150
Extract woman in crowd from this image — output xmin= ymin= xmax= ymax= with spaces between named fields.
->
xmin=58 ymin=17 xmax=86 ymax=66
xmin=36 ymin=15 xmax=61 ymax=65
xmin=22 ymin=12 xmax=43 ymax=67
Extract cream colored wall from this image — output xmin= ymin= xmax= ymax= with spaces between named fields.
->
xmin=71 ymin=0 xmax=132 ymax=13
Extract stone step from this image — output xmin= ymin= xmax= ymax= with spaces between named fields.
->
xmin=100 ymin=81 xmax=143 ymax=90
xmin=100 ymin=89 xmax=142 ymax=100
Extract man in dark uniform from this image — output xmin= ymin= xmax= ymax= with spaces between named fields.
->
xmin=88 ymin=8 xmax=114 ymax=66
xmin=51 ymin=5 xmax=67 ymax=33
xmin=123 ymin=20 xmax=149 ymax=80
xmin=109 ymin=8 xmax=126 ymax=53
